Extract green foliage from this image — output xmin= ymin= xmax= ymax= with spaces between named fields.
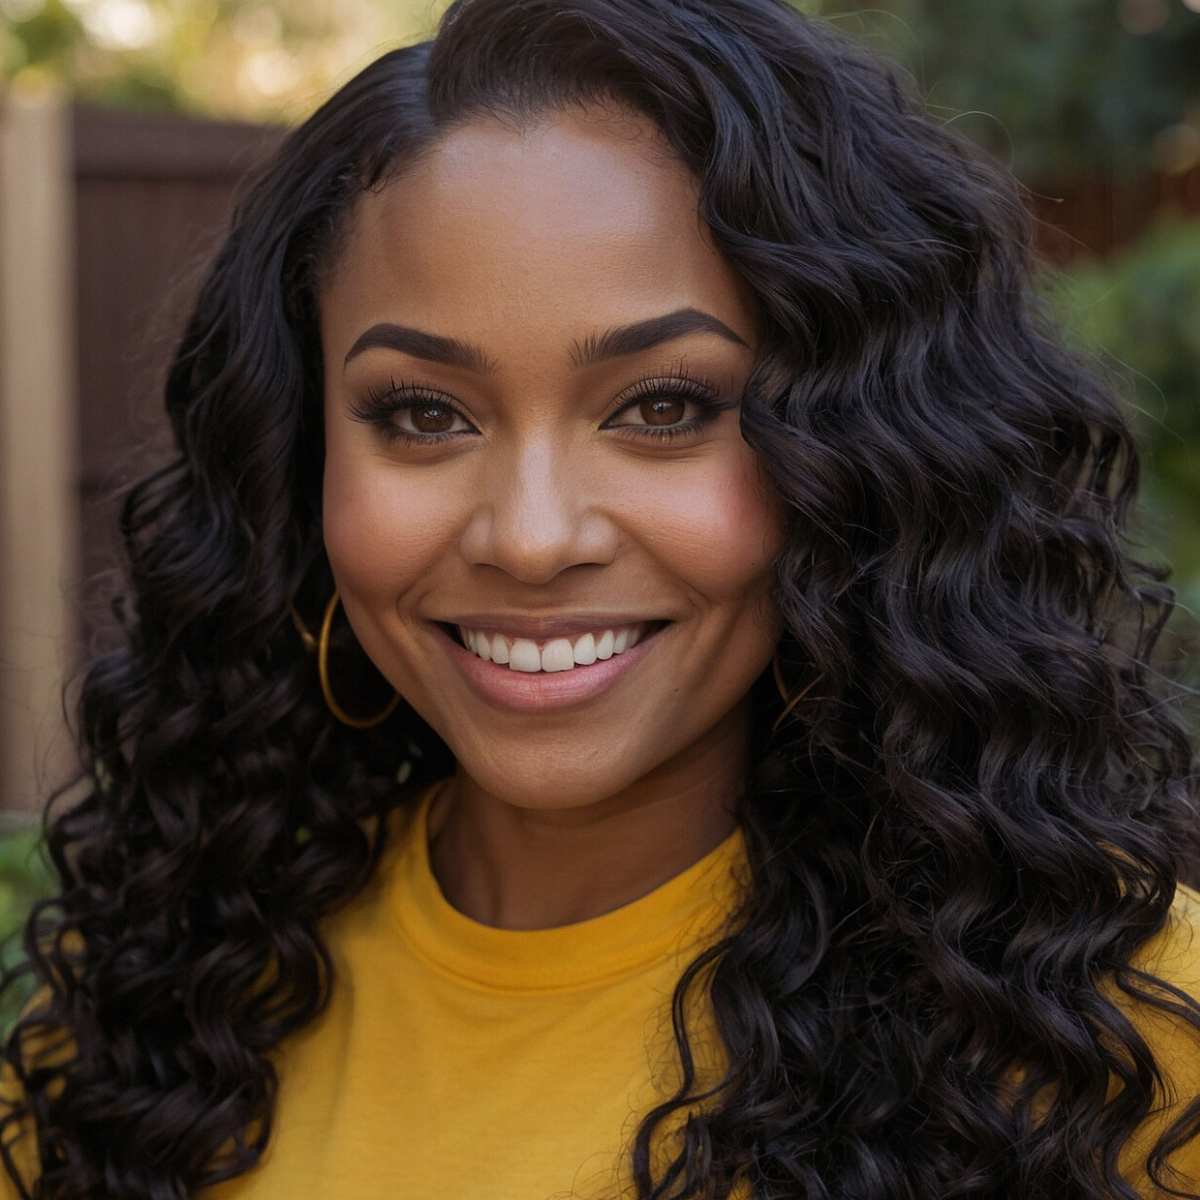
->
xmin=1043 ymin=217 xmax=1200 ymax=672
xmin=807 ymin=0 xmax=1200 ymax=181
xmin=0 ymin=823 xmax=55 ymax=1037
xmin=1 ymin=0 xmax=83 ymax=77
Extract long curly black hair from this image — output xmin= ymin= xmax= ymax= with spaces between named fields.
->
xmin=2 ymin=0 xmax=1199 ymax=1196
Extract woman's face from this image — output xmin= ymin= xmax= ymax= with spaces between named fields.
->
xmin=319 ymin=102 xmax=788 ymax=810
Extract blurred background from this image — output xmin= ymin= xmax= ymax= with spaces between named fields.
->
xmin=0 ymin=0 xmax=1198 ymax=1026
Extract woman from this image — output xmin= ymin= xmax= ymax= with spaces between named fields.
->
xmin=2 ymin=0 xmax=1199 ymax=1196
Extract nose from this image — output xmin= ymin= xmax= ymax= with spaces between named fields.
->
xmin=457 ymin=434 xmax=618 ymax=584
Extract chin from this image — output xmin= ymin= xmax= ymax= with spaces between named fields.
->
xmin=455 ymin=761 xmax=654 ymax=810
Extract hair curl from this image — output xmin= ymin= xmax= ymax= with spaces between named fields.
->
xmin=2 ymin=1 xmax=1199 ymax=1197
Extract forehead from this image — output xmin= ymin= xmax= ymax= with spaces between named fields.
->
xmin=320 ymin=104 xmax=757 ymax=354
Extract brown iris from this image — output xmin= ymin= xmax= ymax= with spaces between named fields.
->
xmin=411 ymin=402 xmax=456 ymax=434
xmin=639 ymin=395 xmax=685 ymax=426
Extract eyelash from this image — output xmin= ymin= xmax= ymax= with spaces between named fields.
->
xmin=348 ymin=369 xmax=734 ymax=447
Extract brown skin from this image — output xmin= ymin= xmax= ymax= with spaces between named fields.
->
xmin=319 ymin=101 xmax=788 ymax=931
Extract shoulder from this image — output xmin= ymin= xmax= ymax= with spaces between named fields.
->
xmin=0 ymin=983 xmax=70 ymax=1199
xmin=0 ymin=929 xmax=91 ymax=1198
xmin=1145 ymin=881 xmax=1200 ymax=971
xmin=1120 ymin=882 xmax=1200 ymax=1029
xmin=1128 ymin=880 xmax=1200 ymax=1047
xmin=1111 ymin=882 xmax=1200 ymax=1195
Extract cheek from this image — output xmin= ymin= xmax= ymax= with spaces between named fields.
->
xmin=322 ymin=443 xmax=461 ymax=601
xmin=633 ymin=445 xmax=786 ymax=604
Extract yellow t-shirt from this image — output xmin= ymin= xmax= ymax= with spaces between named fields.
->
xmin=1 ymin=777 xmax=1198 ymax=1198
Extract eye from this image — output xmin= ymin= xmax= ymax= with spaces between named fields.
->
xmin=611 ymin=392 xmax=692 ymax=428
xmin=602 ymin=372 xmax=735 ymax=443
xmin=348 ymin=380 xmax=477 ymax=445
xmin=391 ymin=397 xmax=471 ymax=438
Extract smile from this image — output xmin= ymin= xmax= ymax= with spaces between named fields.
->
xmin=456 ymin=621 xmax=653 ymax=672
xmin=433 ymin=619 xmax=672 ymax=712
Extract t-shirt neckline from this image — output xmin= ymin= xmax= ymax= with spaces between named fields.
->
xmin=390 ymin=777 xmax=749 ymax=993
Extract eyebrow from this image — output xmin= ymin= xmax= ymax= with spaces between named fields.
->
xmin=341 ymin=306 xmax=750 ymax=374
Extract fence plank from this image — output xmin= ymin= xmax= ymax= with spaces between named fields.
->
xmin=0 ymin=90 xmax=79 ymax=814
xmin=71 ymin=105 xmax=283 ymax=662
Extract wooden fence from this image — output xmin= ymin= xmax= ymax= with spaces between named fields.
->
xmin=0 ymin=95 xmax=281 ymax=816
xmin=0 ymin=91 xmax=1196 ymax=817
xmin=72 ymin=103 xmax=284 ymax=651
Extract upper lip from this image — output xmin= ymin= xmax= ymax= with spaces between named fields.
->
xmin=436 ymin=613 xmax=670 ymax=641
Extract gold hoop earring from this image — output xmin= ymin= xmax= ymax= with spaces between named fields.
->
xmin=770 ymin=645 xmax=820 ymax=735
xmin=290 ymin=588 xmax=401 ymax=729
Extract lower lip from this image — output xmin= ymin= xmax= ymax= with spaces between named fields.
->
xmin=434 ymin=622 xmax=670 ymax=713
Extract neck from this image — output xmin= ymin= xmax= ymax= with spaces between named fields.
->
xmin=426 ymin=708 xmax=748 ymax=930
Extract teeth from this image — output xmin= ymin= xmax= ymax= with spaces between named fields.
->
xmin=456 ymin=622 xmax=655 ymax=672
xmin=540 ymin=639 xmax=574 ymax=673
xmin=509 ymin=638 xmax=542 ymax=673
